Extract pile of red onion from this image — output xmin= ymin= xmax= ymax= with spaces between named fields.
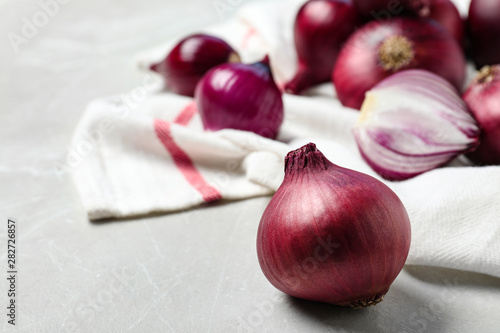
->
xmin=146 ymin=0 xmax=500 ymax=309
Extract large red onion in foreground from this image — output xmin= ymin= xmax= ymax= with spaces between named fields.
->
xmin=333 ymin=18 xmax=465 ymax=110
xmin=284 ymin=0 xmax=359 ymax=94
xmin=468 ymin=0 xmax=500 ymax=68
xmin=352 ymin=0 xmax=463 ymax=45
xmin=150 ymin=34 xmax=240 ymax=97
xmin=257 ymin=143 xmax=411 ymax=307
xmin=354 ymin=70 xmax=480 ymax=181
xmin=463 ymin=65 xmax=500 ymax=165
xmin=195 ymin=56 xmax=283 ymax=139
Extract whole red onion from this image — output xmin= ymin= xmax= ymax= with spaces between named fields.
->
xmin=284 ymin=0 xmax=360 ymax=94
xmin=468 ymin=0 xmax=500 ymax=68
xmin=463 ymin=65 xmax=500 ymax=165
xmin=195 ymin=56 xmax=284 ymax=139
xmin=352 ymin=0 xmax=463 ymax=45
xmin=333 ymin=18 xmax=465 ymax=110
xmin=257 ymin=143 xmax=411 ymax=307
xmin=150 ymin=34 xmax=240 ymax=97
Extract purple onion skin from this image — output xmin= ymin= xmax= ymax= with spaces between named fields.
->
xmin=468 ymin=0 xmax=500 ymax=68
xmin=150 ymin=34 xmax=239 ymax=97
xmin=352 ymin=0 xmax=464 ymax=45
xmin=195 ymin=56 xmax=284 ymax=139
xmin=464 ymin=66 xmax=500 ymax=165
xmin=333 ymin=18 xmax=465 ymax=110
xmin=285 ymin=0 xmax=360 ymax=94
xmin=257 ymin=143 xmax=411 ymax=307
xmin=428 ymin=0 xmax=464 ymax=46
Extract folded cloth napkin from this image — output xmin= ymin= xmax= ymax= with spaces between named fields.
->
xmin=71 ymin=0 xmax=500 ymax=278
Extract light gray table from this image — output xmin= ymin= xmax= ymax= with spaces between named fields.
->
xmin=1 ymin=0 xmax=500 ymax=332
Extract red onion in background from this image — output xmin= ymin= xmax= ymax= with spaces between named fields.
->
xmin=354 ymin=70 xmax=480 ymax=181
xmin=257 ymin=143 xmax=411 ymax=307
xmin=195 ymin=56 xmax=284 ymax=139
xmin=352 ymin=0 xmax=464 ymax=45
xmin=333 ymin=18 xmax=466 ymax=110
xmin=284 ymin=0 xmax=360 ymax=94
xmin=463 ymin=65 xmax=500 ymax=165
xmin=427 ymin=0 xmax=465 ymax=46
xmin=150 ymin=34 xmax=240 ymax=97
xmin=468 ymin=0 xmax=500 ymax=68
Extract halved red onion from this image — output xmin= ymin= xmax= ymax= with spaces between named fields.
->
xmin=352 ymin=0 xmax=463 ymax=45
xmin=354 ymin=69 xmax=480 ymax=181
xmin=333 ymin=18 xmax=466 ymax=110
xmin=468 ymin=0 xmax=500 ymax=68
xmin=257 ymin=143 xmax=411 ymax=307
xmin=463 ymin=65 xmax=500 ymax=165
xmin=284 ymin=0 xmax=360 ymax=94
xmin=195 ymin=56 xmax=284 ymax=139
xmin=150 ymin=34 xmax=240 ymax=97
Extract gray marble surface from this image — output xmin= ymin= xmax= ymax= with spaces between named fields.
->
xmin=1 ymin=0 xmax=500 ymax=332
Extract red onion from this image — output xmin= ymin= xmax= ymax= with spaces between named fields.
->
xmin=257 ymin=143 xmax=411 ymax=307
xmin=195 ymin=56 xmax=284 ymax=139
xmin=468 ymin=0 xmax=500 ymax=68
xmin=352 ymin=0 xmax=463 ymax=45
xmin=150 ymin=34 xmax=240 ymax=97
xmin=354 ymin=69 xmax=480 ymax=181
xmin=284 ymin=0 xmax=360 ymax=94
xmin=463 ymin=65 xmax=500 ymax=165
xmin=333 ymin=18 xmax=466 ymax=110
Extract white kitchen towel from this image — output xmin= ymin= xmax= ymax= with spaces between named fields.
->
xmin=71 ymin=0 xmax=500 ymax=278
xmin=71 ymin=94 xmax=288 ymax=219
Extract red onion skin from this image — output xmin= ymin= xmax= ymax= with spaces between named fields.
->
xmin=257 ymin=143 xmax=411 ymax=307
xmin=195 ymin=56 xmax=284 ymax=139
xmin=333 ymin=18 xmax=466 ymax=110
xmin=464 ymin=66 xmax=500 ymax=165
xmin=285 ymin=0 xmax=360 ymax=94
xmin=468 ymin=0 xmax=500 ymax=68
xmin=427 ymin=0 xmax=464 ymax=46
xmin=150 ymin=34 xmax=239 ymax=97
xmin=353 ymin=0 xmax=420 ymax=18
xmin=352 ymin=0 xmax=463 ymax=45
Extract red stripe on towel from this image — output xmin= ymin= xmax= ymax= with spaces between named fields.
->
xmin=241 ymin=27 xmax=257 ymax=49
xmin=154 ymin=120 xmax=221 ymax=202
xmin=154 ymin=106 xmax=221 ymax=203
xmin=174 ymin=101 xmax=197 ymax=126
